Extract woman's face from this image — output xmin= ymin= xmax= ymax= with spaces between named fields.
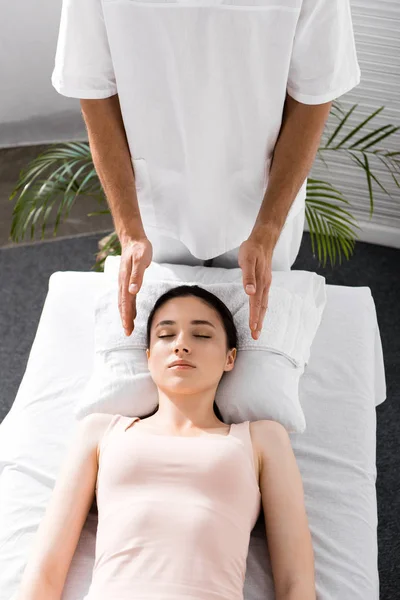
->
xmin=146 ymin=296 xmax=236 ymax=394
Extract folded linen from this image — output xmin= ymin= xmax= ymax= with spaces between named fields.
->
xmin=95 ymin=272 xmax=326 ymax=368
xmin=78 ymin=265 xmax=326 ymax=431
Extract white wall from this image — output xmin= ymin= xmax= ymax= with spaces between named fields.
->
xmin=1 ymin=0 xmax=399 ymax=245
xmin=308 ymin=0 xmax=400 ymax=247
xmin=0 ymin=0 xmax=87 ymax=145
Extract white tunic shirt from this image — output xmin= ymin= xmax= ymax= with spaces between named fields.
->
xmin=52 ymin=0 xmax=361 ymax=260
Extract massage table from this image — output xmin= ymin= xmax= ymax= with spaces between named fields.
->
xmin=0 ymin=267 xmax=386 ymax=599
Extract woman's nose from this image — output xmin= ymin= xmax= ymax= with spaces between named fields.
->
xmin=174 ymin=336 xmax=190 ymax=352
xmin=175 ymin=345 xmax=189 ymax=353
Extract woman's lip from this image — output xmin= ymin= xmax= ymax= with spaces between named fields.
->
xmin=169 ymin=364 xmax=195 ymax=369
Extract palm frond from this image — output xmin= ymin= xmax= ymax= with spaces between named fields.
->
xmin=305 ymin=179 xmax=360 ymax=268
xmin=316 ymin=148 xmax=330 ymax=170
xmin=348 ymin=124 xmax=395 ymax=150
xmin=347 ymin=151 xmax=395 ymax=217
xmin=330 ymin=100 xmax=347 ymax=119
xmin=318 ymin=103 xmax=400 ymax=218
xmin=325 ymin=103 xmax=359 ymax=148
xmin=332 ymin=106 xmax=385 ymax=150
xmin=375 ymin=153 xmax=400 ymax=188
xmin=92 ymin=231 xmax=121 ymax=273
xmin=9 ymin=143 xmax=105 ymax=241
xmin=358 ymin=126 xmax=399 ymax=151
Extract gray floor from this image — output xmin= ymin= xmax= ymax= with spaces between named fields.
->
xmin=0 ymin=229 xmax=399 ymax=598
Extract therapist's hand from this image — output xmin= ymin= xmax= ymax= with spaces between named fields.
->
xmin=119 ymin=237 xmax=153 ymax=336
xmin=238 ymin=231 xmax=273 ymax=340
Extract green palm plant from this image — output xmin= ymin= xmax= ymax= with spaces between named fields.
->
xmin=308 ymin=102 xmax=400 ymax=267
xmin=8 ymin=100 xmax=400 ymax=271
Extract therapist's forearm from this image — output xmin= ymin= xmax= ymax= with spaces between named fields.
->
xmin=80 ymin=94 xmax=147 ymax=246
xmin=251 ymin=93 xmax=332 ymax=248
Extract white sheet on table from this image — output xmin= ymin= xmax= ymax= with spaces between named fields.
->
xmin=0 ymin=272 xmax=386 ymax=600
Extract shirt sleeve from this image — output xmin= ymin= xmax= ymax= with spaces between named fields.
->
xmin=286 ymin=0 xmax=361 ymax=105
xmin=51 ymin=0 xmax=117 ymax=99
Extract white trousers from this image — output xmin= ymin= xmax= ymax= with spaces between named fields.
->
xmin=150 ymin=204 xmax=305 ymax=271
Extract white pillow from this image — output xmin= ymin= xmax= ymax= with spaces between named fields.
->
xmin=76 ymin=259 xmax=326 ymax=432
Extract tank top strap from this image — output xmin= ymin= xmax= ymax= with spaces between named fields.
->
xmin=229 ymin=420 xmax=249 ymax=439
xmin=123 ymin=415 xmax=141 ymax=431
xmin=99 ymin=413 xmax=135 ymax=457
xmin=230 ymin=421 xmax=255 ymax=466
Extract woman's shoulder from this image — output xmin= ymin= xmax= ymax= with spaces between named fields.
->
xmin=79 ymin=413 xmax=127 ymax=461
xmin=249 ymin=419 xmax=288 ymax=436
xmin=79 ymin=411 xmax=119 ymax=431
xmin=249 ymin=419 xmax=290 ymax=453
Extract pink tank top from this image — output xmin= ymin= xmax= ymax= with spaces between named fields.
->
xmin=85 ymin=414 xmax=262 ymax=600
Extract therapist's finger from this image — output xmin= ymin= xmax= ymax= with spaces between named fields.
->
xmin=249 ymin=258 xmax=272 ymax=337
xmin=248 ymin=268 xmax=265 ymax=336
xmin=239 ymin=254 xmax=257 ymax=322
xmin=118 ymin=257 xmax=135 ymax=336
xmin=254 ymin=284 xmax=270 ymax=338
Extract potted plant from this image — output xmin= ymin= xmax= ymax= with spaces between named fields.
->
xmin=8 ymin=100 xmax=399 ymax=272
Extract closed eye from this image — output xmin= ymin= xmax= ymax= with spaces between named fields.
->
xmin=158 ymin=335 xmax=211 ymax=339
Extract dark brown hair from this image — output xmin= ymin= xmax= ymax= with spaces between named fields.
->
xmin=142 ymin=284 xmax=238 ymax=422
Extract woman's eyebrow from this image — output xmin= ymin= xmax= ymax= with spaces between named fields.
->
xmin=155 ymin=320 xmax=216 ymax=329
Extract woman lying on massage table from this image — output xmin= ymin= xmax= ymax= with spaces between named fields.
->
xmin=14 ymin=285 xmax=315 ymax=600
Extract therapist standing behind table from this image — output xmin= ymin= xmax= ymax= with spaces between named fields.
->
xmin=51 ymin=0 xmax=361 ymax=340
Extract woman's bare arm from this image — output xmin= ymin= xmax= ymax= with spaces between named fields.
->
xmin=256 ymin=420 xmax=316 ymax=600
xmin=14 ymin=413 xmax=111 ymax=600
